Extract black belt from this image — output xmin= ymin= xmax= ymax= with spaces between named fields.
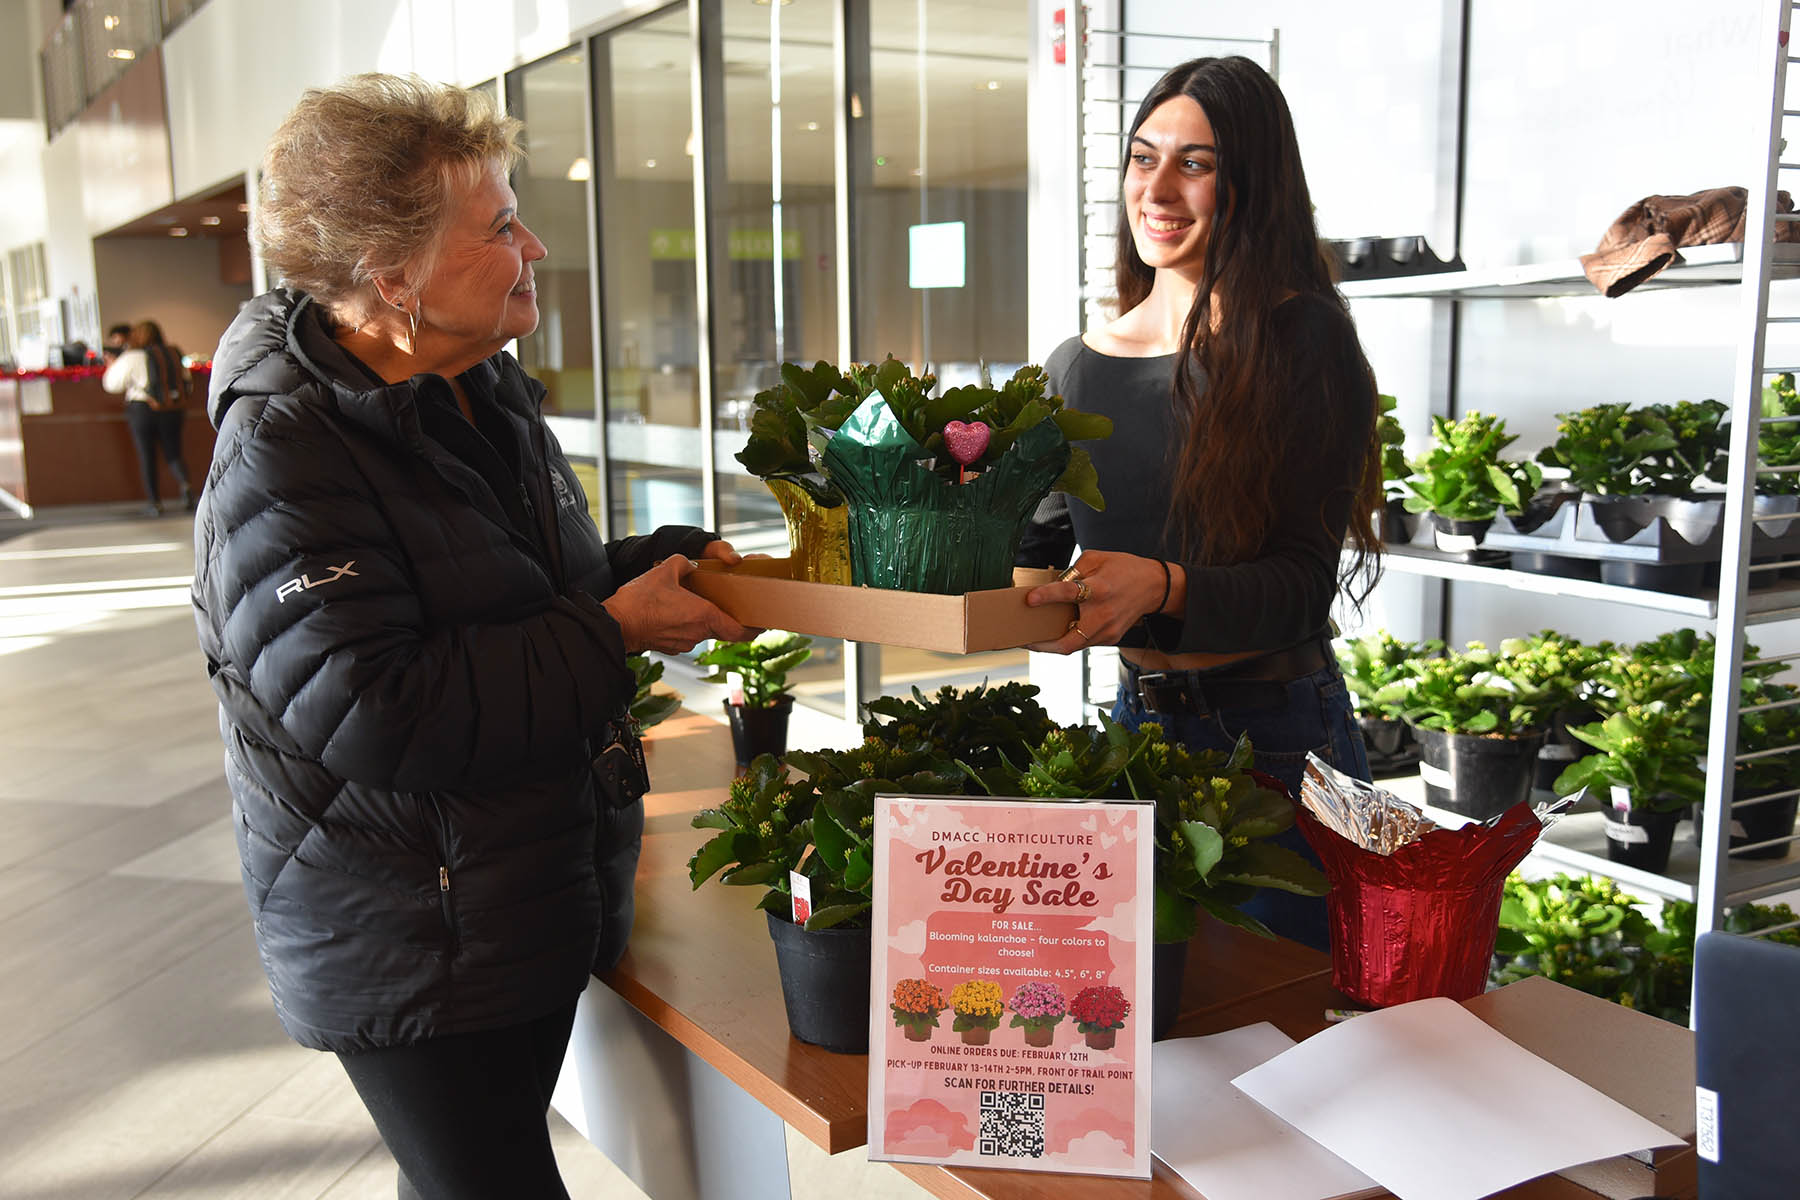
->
xmin=1125 ymin=637 xmax=1331 ymax=716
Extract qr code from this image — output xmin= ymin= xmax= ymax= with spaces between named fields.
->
xmin=978 ymin=1089 xmax=1045 ymax=1158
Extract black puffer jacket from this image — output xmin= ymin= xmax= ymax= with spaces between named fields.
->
xmin=192 ymin=289 xmax=711 ymax=1053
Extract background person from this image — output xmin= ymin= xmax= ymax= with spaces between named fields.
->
xmin=1020 ymin=56 xmax=1384 ymax=950
xmin=190 ymin=74 xmax=752 ymax=1200
xmin=102 ymin=319 xmax=194 ymax=515
xmin=101 ymin=322 xmax=130 ymax=361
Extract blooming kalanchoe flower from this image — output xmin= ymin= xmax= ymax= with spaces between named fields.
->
xmin=1068 ymin=985 xmax=1130 ymax=1032
xmin=1008 ymin=980 xmax=1067 ymax=1025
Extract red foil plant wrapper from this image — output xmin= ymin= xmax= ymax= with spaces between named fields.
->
xmin=1296 ymin=755 xmax=1551 ymax=1008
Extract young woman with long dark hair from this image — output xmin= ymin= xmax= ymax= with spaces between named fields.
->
xmin=1021 ymin=56 xmax=1384 ymax=948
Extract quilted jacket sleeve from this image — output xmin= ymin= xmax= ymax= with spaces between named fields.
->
xmin=193 ymin=394 xmax=637 ymax=794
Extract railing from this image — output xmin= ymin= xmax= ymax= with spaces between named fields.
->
xmin=39 ymin=0 xmax=211 ymax=138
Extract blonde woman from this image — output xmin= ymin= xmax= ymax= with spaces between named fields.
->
xmin=191 ymin=75 xmax=751 ymax=1198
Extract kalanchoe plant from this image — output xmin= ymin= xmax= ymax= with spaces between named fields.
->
xmin=949 ymin=979 xmax=1005 ymax=1035
xmin=1373 ymin=642 xmax=1556 ymax=736
xmin=695 ymin=630 xmax=813 ymax=709
xmin=626 ymin=654 xmax=681 ymax=735
xmin=1534 ymin=402 xmax=1677 ymax=496
xmin=1638 ymin=399 xmax=1729 ymax=494
xmin=1377 ymin=393 xmax=1408 ymax=491
xmin=1402 ymin=411 xmax=1543 ymax=522
xmin=690 ymin=682 xmax=1324 ymax=941
xmin=891 ymin=978 xmax=947 ymax=1037
xmin=1493 ymin=630 xmax=1609 ymax=718
xmin=734 ymin=360 xmax=865 ymax=506
xmin=1552 ymin=702 xmax=1705 ymax=810
xmin=1335 ymin=631 xmax=1444 ymax=721
xmin=1757 ymin=372 xmax=1800 ymax=494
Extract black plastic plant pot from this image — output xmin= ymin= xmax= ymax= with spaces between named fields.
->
xmin=1379 ymin=498 xmax=1417 ymax=545
xmin=1597 ymin=559 xmax=1707 ymax=593
xmin=1694 ymin=787 xmax=1800 ymax=861
xmin=1509 ymin=551 xmax=1600 ymax=581
xmin=766 ymin=911 xmax=872 ymax=1054
xmin=1151 ymin=936 xmax=1189 ymax=1041
xmin=1505 ymin=486 xmax=1579 ymax=535
xmin=725 ymin=695 xmax=794 ymax=769
xmin=1601 ymin=802 xmax=1681 ymax=873
xmin=1425 ymin=513 xmax=1493 ymax=554
xmin=1358 ymin=715 xmax=1421 ymax=779
xmin=1413 ymin=726 xmax=1547 ymax=821
xmin=1583 ymin=494 xmax=1658 ymax=542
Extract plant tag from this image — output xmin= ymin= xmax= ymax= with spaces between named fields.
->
xmin=1731 ymin=820 xmax=1748 ymax=839
xmin=1539 ymin=742 xmax=1577 ymax=762
xmin=1603 ymin=817 xmax=1649 ymax=845
xmin=1417 ymin=761 xmax=1452 ymax=789
xmin=1434 ymin=531 xmax=1478 ymax=553
xmin=1696 ymin=1085 xmax=1720 ymax=1162
xmin=1609 ymin=785 xmax=1632 ymax=813
xmin=789 ymin=870 xmax=812 ymax=925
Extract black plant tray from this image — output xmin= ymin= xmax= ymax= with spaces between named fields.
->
xmin=1479 ymin=493 xmax=1800 ymax=567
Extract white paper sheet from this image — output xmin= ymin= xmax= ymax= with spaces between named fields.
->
xmin=1231 ymin=998 xmax=1684 ymax=1200
xmin=1151 ymin=1024 xmax=1381 ymax=1200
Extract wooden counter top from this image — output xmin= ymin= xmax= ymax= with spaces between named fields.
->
xmin=605 ymin=713 xmax=1691 ymax=1200
xmin=604 ymin=711 xmax=1331 ymax=1158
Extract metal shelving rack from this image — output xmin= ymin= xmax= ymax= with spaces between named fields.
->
xmin=1354 ymin=0 xmax=1800 ymax=941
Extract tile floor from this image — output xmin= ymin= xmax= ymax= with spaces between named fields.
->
xmin=0 ymin=507 xmax=925 ymax=1200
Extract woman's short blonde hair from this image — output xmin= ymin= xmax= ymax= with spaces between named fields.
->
xmin=256 ymin=74 xmax=523 ymax=325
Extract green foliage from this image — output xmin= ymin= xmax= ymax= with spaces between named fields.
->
xmin=1377 ymin=394 xmax=1408 ymax=488
xmin=626 ymin=654 xmax=681 ymax=735
xmin=1493 ymin=873 xmax=1800 ymax=1025
xmin=1553 ymin=703 xmax=1705 ymax=810
xmin=1372 ymin=640 xmax=1556 ymax=735
xmin=1402 ymin=412 xmax=1543 ymax=521
xmin=688 ymin=682 xmax=1323 ymax=939
xmin=1334 ymin=630 xmax=1443 ymax=719
xmin=695 ymin=630 xmax=813 ymax=709
xmin=1758 ymin=372 xmax=1800 ymax=494
xmin=1494 ymin=630 xmax=1610 ymax=717
xmin=1639 ymin=399 xmax=1729 ymax=493
xmin=1535 ymin=402 xmax=1678 ymax=496
xmin=737 ymin=357 xmax=1114 ymax=510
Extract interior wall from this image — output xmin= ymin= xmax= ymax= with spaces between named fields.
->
xmin=94 ymin=237 xmax=253 ymax=359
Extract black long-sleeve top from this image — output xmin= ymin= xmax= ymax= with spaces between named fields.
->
xmin=1017 ymin=291 xmax=1373 ymax=654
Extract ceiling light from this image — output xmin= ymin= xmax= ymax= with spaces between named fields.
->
xmin=645 ymin=158 xmax=657 ymax=169
xmin=237 ymin=203 xmax=249 ymax=213
xmin=102 ymin=14 xmax=120 ymax=30
xmin=804 ymin=121 xmax=820 ymax=132
xmin=200 ymin=215 xmax=221 ymax=226
xmin=169 ymin=227 xmax=188 ymax=237
xmin=566 ymin=156 xmax=592 ymax=182
xmin=752 ymin=0 xmax=794 ymax=6
xmin=107 ymin=48 xmax=136 ymax=60
xmin=910 ymin=167 xmax=923 ymax=177
xmin=984 ymin=80 xmax=1001 ymax=90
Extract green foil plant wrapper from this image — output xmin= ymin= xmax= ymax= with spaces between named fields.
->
xmin=822 ymin=391 xmax=1070 ymax=594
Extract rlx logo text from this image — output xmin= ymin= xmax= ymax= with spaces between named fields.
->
xmin=276 ymin=561 xmax=359 ymax=603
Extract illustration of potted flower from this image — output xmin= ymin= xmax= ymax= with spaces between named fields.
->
xmin=1068 ymin=985 xmax=1131 ymax=1050
xmin=949 ymin=979 xmax=1004 ymax=1045
xmin=891 ymin=978 xmax=947 ymax=1042
xmin=1008 ymin=980 xmax=1067 ymax=1048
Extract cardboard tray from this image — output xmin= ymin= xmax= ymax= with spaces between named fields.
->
xmin=683 ymin=558 xmax=1075 ymax=654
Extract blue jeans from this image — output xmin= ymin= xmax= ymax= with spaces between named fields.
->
xmin=1112 ymin=661 xmax=1370 ymax=951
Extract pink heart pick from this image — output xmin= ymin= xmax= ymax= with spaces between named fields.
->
xmin=943 ymin=420 xmax=991 ymax=467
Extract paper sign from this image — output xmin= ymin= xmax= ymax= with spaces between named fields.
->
xmin=1152 ymin=1024 xmax=1381 ymax=1200
xmin=867 ymin=795 xmax=1154 ymax=1178
xmin=1231 ymin=997 xmax=1683 ymax=1200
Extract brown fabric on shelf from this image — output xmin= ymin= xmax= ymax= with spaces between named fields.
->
xmin=1580 ymin=185 xmax=1800 ymax=297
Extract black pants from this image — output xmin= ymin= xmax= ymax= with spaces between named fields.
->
xmin=336 ymin=1001 xmax=579 ymax=1200
xmin=124 ymin=401 xmax=190 ymax=506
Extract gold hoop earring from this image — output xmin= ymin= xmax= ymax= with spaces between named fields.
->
xmin=393 ymin=300 xmax=418 ymax=352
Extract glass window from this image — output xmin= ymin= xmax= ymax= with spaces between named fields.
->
xmin=857 ymin=0 xmax=1034 ymax=698
xmin=715 ymin=0 xmax=841 ymax=554
xmin=507 ymin=51 xmax=596 ymax=425
xmin=597 ymin=9 xmax=706 ymax=537
xmin=858 ymin=1 xmax=1030 ymax=377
